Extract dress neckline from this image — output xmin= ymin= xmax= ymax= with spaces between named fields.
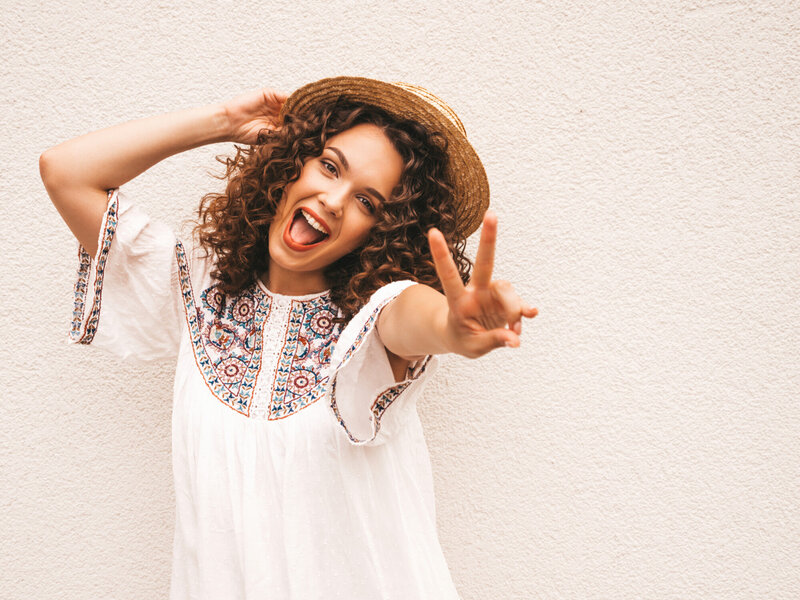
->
xmin=255 ymin=277 xmax=331 ymax=301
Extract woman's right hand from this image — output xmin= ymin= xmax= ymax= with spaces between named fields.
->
xmin=222 ymin=87 xmax=289 ymax=145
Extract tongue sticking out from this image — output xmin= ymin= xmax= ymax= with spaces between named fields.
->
xmin=290 ymin=212 xmax=327 ymax=245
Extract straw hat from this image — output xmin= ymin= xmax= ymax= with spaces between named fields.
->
xmin=278 ymin=76 xmax=490 ymax=238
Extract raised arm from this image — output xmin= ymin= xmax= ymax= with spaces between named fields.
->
xmin=39 ymin=88 xmax=286 ymax=256
xmin=377 ymin=211 xmax=538 ymax=360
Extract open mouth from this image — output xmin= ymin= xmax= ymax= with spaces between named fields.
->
xmin=283 ymin=208 xmax=331 ymax=251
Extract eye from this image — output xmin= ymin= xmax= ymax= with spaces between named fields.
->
xmin=357 ymin=196 xmax=375 ymax=213
xmin=320 ymin=159 xmax=337 ymax=176
xmin=321 ymin=158 xmax=375 ymax=213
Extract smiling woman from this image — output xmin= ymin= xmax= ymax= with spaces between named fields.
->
xmin=40 ymin=76 xmax=536 ymax=599
xmin=193 ymin=98 xmax=469 ymax=323
xmin=265 ymin=122 xmax=405 ymax=293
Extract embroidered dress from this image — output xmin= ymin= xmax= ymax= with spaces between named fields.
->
xmin=68 ymin=187 xmax=461 ymax=600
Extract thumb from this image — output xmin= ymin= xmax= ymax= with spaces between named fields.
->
xmin=482 ymin=328 xmax=519 ymax=354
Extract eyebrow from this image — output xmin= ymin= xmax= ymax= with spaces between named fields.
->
xmin=328 ymin=146 xmax=388 ymax=206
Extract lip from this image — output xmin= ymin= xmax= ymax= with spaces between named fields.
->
xmin=282 ymin=207 xmax=332 ymax=252
xmin=298 ymin=207 xmax=331 ymax=234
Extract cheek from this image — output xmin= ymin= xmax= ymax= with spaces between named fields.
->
xmin=346 ymin=221 xmax=376 ymax=249
xmin=274 ymin=186 xmax=294 ymax=219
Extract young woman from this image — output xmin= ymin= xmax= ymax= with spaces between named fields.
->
xmin=40 ymin=76 xmax=538 ymax=599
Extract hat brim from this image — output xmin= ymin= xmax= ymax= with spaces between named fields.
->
xmin=278 ymin=76 xmax=489 ymax=238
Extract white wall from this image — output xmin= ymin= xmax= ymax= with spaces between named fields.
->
xmin=3 ymin=0 xmax=798 ymax=598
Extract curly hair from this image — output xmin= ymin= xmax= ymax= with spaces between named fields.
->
xmin=191 ymin=98 xmax=473 ymax=323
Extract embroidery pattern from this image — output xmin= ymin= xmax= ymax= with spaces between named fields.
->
xmin=69 ymin=189 xmax=119 ymax=344
xmin=335 ymin=300 xmax=384 ymax=367
xmin=328 ymin=292 xmax=433 ymax=444
xmin=330 ymin=353 xmax=433 ymax=445
xmin=270 ymin=297 xmax=341 ymax=419
xmin=175 ymin=241 xmax=271 ymax=416
xmin=176 ymin=242 xmax=341 ymax=418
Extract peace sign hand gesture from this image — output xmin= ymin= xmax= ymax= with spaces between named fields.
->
xmin=428 ymin=211 xmax=538 ymax=359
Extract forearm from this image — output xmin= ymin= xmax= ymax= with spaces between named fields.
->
xmin=40 ymin=102 xmax=231 ymax=190
xmin=377 ymin=284 xmax=452 ymax=360
xmin=40 ymin=102 xmax=235 ymax=256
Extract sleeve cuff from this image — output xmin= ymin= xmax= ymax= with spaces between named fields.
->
xmin=68 ymin=188 xmax=119 ymax=344
xmin=65 ymin=186 xmax=189 ymax=363
xmin=326 ymin=280 xmax=440 ymax=446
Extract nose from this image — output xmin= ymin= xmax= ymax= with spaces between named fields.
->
xmin=317 ymin=186 xmax=347 ymax=219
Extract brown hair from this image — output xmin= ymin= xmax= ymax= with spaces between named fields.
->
xmin=191 ymin=99 xmax=472 ymax=323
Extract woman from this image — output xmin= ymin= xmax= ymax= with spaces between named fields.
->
xmin=40 ymin=76 xmax=538 ymax=599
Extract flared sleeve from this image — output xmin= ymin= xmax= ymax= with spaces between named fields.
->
xmin=326 ymin=280 xmax=440 ymax=447
xmin=67 ymin=187 xmax=191 ymax=363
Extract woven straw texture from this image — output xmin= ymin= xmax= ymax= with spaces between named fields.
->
xmin=279 ymin=76 xmax=490 ymax=238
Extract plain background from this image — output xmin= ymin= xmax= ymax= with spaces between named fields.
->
xmin=2 ymin=0 xmax=798 ymax=598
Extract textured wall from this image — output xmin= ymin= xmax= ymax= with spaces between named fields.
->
xmin=3 ymin=0 xmax=798 ymax=598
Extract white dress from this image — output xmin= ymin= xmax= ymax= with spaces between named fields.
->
xmin=68 ymin=187 xmax=462 ymax=599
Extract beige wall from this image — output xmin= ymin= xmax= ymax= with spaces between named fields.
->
xmin=3 ymin=1 xmax=798 ymax=597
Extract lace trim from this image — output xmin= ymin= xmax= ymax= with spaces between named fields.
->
xmin=251 ymin=295 xmax=341 ymax=420
xmin=69 ymin=189 xmax=119 ymax=344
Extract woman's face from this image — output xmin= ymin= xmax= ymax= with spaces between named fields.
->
xmin=265 ymin=122 xmax=404 ymax=293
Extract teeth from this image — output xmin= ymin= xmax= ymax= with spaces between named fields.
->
xmin=301 ymin=209 xmax=328 ymax=234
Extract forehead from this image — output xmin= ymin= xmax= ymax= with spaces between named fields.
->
xmin=325 ymin=122 xmax=392 ymax=153
xmin=324 ymin=123 xmax=404 ymax=189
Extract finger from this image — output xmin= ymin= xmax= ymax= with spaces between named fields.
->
xmin=514 ymin=304 xmax=538 ymax=334
xmin=515 ymin=304 xmax=539 ymax=333
xmin=503 ymin=331 xmax=521 ymax=348
xmin=274 ymin=92 xmax=288 ymax=107
xmin=267 ymin=88 xmax=288 ymax=103
xmin=471 ymin=211 xmax=497 ymax=289
xmin=522 ymin=303 xmax=539 ymax=318
xmin=428 ymin=228 xmax=466 ymax=301
xmin=490 ymin=280 xmax=524 ymax=331
xmin=490 ymin=328 xmax=520 ymax=350
xmin=465 ymin=329 xmax=519 ymax=359
xmin=461 ymin=327 xmax=522 ymax=358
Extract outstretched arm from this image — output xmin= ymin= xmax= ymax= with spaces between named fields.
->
xmin=377 ymin=211 xmax=538 ymax=361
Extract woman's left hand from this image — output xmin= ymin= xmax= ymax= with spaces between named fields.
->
xmin=428 ymin=211 xmax=538 ymax=359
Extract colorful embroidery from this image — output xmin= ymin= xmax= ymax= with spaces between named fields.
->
xmin=176 ymin=242 xmax=342 ymax=418
xmin=330 ymin=354 xmax=433 ymax=445
xmin=270 ymin=297 xmax=341 ymax=419
xmin=327 ymin=290 xmax=433 ymax=444
xmin=69 ymin=189 xmax=119 ymax=344
xmin=335 ymin=299 xmax=386 ymax=367
xmin=176 ymin=241 xmax=271 ymax=416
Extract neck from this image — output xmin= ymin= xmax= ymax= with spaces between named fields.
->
xmin=262 ymin=262 xmax=329 ymax=296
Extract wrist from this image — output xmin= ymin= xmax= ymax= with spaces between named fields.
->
xmin=204 ymin=102 xmax=235 ymax=144
xmin=434 ymin=297 xmax=456 ymax=355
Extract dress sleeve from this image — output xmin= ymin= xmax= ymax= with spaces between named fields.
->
xmin=66 ymin=186 xmax=192 ymax=363
xmin=326 ymin=280 xmax=440 ymax=447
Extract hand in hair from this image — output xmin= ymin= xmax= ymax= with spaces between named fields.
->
xmin=428 ymin=211 xmax=538 ymax=359
xmin=222 ymin=87 xmax=288 ymax=145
